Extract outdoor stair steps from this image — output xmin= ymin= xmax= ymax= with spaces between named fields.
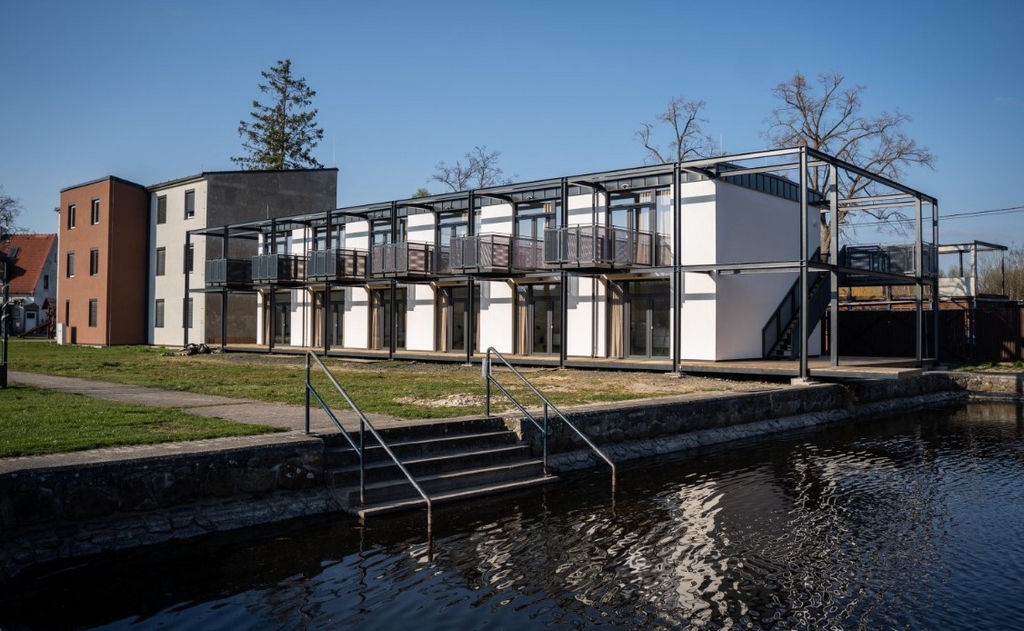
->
xmin=322 ymin=417 xmax=557 ymax=517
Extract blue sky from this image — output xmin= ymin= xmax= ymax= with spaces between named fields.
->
xmin=2 ymin=0 xmax=1022 ymax=248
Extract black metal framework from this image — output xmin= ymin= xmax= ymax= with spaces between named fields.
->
xmin=184 ymin=147 xmax=939 ymax=376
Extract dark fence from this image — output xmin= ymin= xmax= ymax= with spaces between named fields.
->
xmin=838 ymin=306 xmax=1024 ymax=363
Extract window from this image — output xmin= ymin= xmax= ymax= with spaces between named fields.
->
xmin=43 ymin=274 xmax=49 ymax=290
xmin=67 ymin=203 xmax=76 ymax=230
xmin=64 ymin=300 xmax=70 ymax=325
xmin=66 ymin=251 xmax=75 ymax=277
xmin=185 ymin=243 xmax=194 ymax=273
xmin=157 ymin=195 xmax=167 ymax=224
xmin=91 ymin=198 xmax=100 ymax=224
xmin=89 ymin=248 xmax=99 ymax=275
xmin=184 ymin=190 xmax=195 ymax=219
xmin=88 ymin=299 xmax=98 ymax=328
xmin=154 ymin=299 xmax=165 ymax=328
xmin=155 ymin=247 xmax=166 ymax=276
xmin=185 ymin=298 xmax=194 ymax=328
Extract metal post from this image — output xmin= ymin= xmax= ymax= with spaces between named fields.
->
xmin=183 ymin=232 xmax=191 ymax=347
xmin=484 ymin=352 xmax=491 ymax=417
xmin=542 ymin=403 xmax=549 ymax=475
xmin=304 ymin=353 xmax=311 ymax=434
xmin=915 ymin=197 xmax=924 ymax=363
xmin=829 ymin=161 xmax=840 ymax=366
xmin=797 ymin=148 xmax=810 ymax=382
xmin=672 ymin=164 xmax=682 ymax=372
xmin=0 ymin=253 xmax=9 ymax=388
xmin=932 ymin=200 xmax=941 ymax=361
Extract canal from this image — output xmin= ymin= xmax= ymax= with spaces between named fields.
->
xmin=3 ymin=401 xmax=1024 ymax=630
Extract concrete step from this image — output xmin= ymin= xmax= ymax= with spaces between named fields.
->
xmin=321 ymin=417 xmax=509 ymax=449
xmin=325 ymin=443 xmax=533 ymax=486
xmin=351 ymin=475 xmax=560 ymax=518
xmin=332 ymin=460 xmax=547 ymax=507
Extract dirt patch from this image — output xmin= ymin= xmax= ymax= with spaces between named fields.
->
xmin=396 ymin=393 xmax=488 ymax=408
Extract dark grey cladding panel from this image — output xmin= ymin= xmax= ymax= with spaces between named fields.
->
xmin=205 ymin=170 xmax=338 ymax=224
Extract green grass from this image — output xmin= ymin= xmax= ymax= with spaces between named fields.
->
xmin=6 ymin=339 xmax=675 ymax=419
xmin=0 ymin=384 xmax=281 ymax=458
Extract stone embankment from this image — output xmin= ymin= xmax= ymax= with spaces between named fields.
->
xmin=1 ymin=371 xmax=1020 ymax=583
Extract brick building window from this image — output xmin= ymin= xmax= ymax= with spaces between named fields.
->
xmin=88 ymin=299 xmax=98 ymax=327
xmin=67 ymin=203 xmax=76 ymax=229
xmin=66 ymin=251 xmax=75 ymax=277
xmin=91 ymin=198 xmax=100 ymax=224
xmin=90 ymin=248 xmax=99 ymax=275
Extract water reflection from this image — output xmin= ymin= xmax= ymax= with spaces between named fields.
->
xmin=4 ymin=402 xmax=1024 ymax=630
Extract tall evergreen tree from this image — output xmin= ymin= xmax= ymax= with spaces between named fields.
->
xmin=232 ymin=59 xmax=325 ymax=170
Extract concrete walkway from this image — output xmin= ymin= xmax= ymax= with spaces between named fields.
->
xmin=8 ymin=371 xmax=462 ymax=435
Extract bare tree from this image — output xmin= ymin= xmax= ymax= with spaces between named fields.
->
xmin=764 ymin=71 xmax=935 ymax=253
xmin=431 ymin=146 xmax=514 ymax=192
xmin=0 ymin=186 xmax=24 ymax=233
xmin=636 ymin=96 xmax=718 ymax=164
xmin=978 ymin=246 xmax=1024 ymax=301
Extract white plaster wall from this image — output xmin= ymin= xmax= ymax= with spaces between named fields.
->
xmin=479 ymin=203 xmax=513 ymax=235
xmin=678 ymin=181 xmax=719 ymax=266
xmin=150 ymin=178 xmax=207 ymax=347
xmin=478 ymin=280 xmax=513 ymax=353
xmin=679 ymin=272 xmax=718 ymax=360
xmin=406 ymin=214 xmax=433 ymax=242
xmin=345 ymin=287 xmax=370 ymax=349
xmin=405 ymin=283 xmax=435 ymax=351
xmin=565 ymin=275 xmax=596 ymax=357
xmin=566 ymin=193 xmax=597 ymax=227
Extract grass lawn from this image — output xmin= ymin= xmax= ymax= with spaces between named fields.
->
xmin=0 ymin=384 xmax=281 ymax=458
xmin=5 ymin=339 xmax=711 ymax=419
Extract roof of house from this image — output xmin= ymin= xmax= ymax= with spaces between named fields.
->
xmin=0 ymin=234 xmax=57 ymax=295
xmin=59 ymin=175 xmax=148 ymax=194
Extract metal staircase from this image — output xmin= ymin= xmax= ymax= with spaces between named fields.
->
xmin=762 ymin=270 xmax=831 ymax=360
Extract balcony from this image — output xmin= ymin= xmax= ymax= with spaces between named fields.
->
xmin=306 ymin=248 xmax=368 ymax=282
xmin=205 ymin=258 xmax=253 ymax=288
xmin=251 ymin=253 xmax=305 ymax=285
xmin=370 ymin=241 xmax=436 ymax=278
xmin=543 ymin=225 xmax=654 ymax=269
xmin=449 ymin=234 xmax=544 ymax=275
xmin=839 ymin=243 xmax=938 ymax=278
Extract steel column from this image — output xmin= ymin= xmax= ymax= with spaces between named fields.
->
xmin=829 ymin=161 xmax=839 ymax=366
xmin=798 ymin=148 xmax=810 ymax=381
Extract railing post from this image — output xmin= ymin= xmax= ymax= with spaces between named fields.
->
xmin=483 ymin=351 xmax=492 ymax=417
xmin=542 ymin=403 xmax=549 ymax=475
xmin=304 ymin=353 xmax=311 ymax=434
xmin=359 ymin=415 xmax=366 ymax=506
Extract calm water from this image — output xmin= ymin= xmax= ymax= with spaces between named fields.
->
xmin=4 ymin=402 xmax=1024 ymax=630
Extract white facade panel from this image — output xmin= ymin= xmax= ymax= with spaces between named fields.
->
xmin=679 ymin=272 xmax=718 ymax=360
xmin=405 ymin=283 xmax=435 ymax=351
xmin=478 ymin=280 xmax=513 ymax=353
xmin=346 ymin=287 xmax=370 ymax=349
xmin=151 ymin=178 xmax=207 ymax=347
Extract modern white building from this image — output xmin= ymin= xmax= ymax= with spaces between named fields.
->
xmin=190 ymin=148 xmax=939 ymax=379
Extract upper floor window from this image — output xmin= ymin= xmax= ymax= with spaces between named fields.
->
xmin=184 ymin=190 xmax=195 ymax=219
xmin=157 ymin=195 xmax=167 ymax=224
xmin=185 ymin=243 xmax=194 ymax=273
xmin=264 ymin=231 xmax=292 ymax=254
xmin=67 ymin=203 xmax=76 ymax=230
xmin=66 ymin=251 xmax=75 ymax=277
xmin=43 ymin=274 xmax=49 ymax=290
xmin=155 ymin=247 xmax=166 ymax=276
xmin=91 ymin=198 xmax=100 ymax=224
xmin=89 ymin=248 xmax=100 ymax=276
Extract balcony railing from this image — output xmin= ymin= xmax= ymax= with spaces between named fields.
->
xmin=306 ymin=248 xmax=368 ymax=281
xmin=251 ymin=253 xmax=305 ymax=284
xmin=543 ymin=225 xmax=654 ymax=269
xmin=449 ymin=234 xmax=544 ymax=274
xmin=839 ymin=243 xmax=938 ymax=277
xmin=205 ymin=258 xmax=252 ymax=287
xmin=370 ymin=241 xmax=436 ymax=277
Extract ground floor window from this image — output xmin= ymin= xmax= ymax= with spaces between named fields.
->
xmin=371 ymin=285 xmax=406 ymax=351
xmin=609 ymin=280 xmax=671 ymax=358
xmin=437 ymin=284 xmax=479 ymax=353
xmin=516 ymin=283 xmax=562 ymax=356
xmin=311 ymin=288 xmax=345 ymax=348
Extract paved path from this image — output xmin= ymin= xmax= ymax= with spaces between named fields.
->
xmin=8 ymin=371 xmax=465 ymax=435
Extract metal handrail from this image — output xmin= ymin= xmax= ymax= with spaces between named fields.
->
xmin=304 ymin=351 xmax=433 ymax=528
xmin=483 ymin=347 xmax=616 ymax=492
